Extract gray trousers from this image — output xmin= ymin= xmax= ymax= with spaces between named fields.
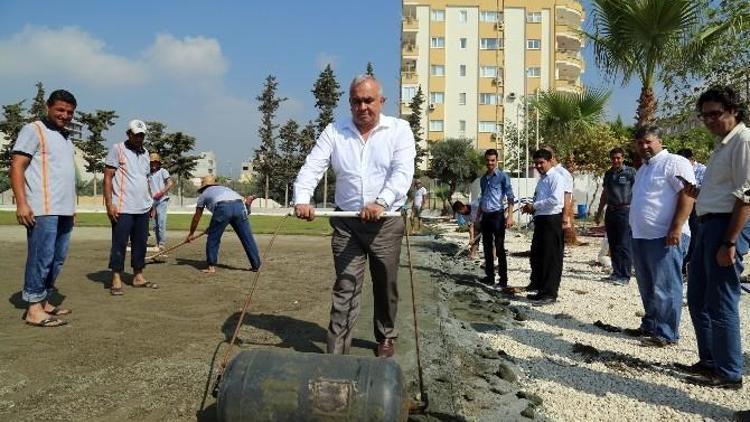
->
xmin=327 ymin=216 xmax=404 ymax=354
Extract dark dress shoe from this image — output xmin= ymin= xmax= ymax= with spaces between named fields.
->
xmin=526 ymin=293 xmax=542 ymax=300
xmin=377 ymin=339 xmax=395 ymax=358
xmin=623 ymin=327 xmax=651 ymax=338
xmin=673 ymin=362 xmax=713 ymax=377
xmin=686 ymin=374 xmax=743 ymax=390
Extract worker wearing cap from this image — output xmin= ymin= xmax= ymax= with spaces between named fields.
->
xmin=186 ymin=176 xmax=261 ymax=274
xmin=104 ymin=119 xmax=157 ymax=295
xmin=148 ymin=153 xmax=174 ymax=252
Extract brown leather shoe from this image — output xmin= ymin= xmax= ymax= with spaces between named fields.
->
xmin=377 ymin=339 xmax=395 ymax=358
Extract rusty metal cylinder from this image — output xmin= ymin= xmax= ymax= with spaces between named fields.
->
xmin=217 ymin=348 xmax=408 ymax=422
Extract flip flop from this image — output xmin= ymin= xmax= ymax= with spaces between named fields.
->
xmin=110 ymin=287 xmax=124 ymax=296
xmin=26 ymin=317 xmax=67 ymax=328
xmin=133 ymin=281 xmax=159 ymax=289
xmin=47 ymin=306 xmax=72 ymax=316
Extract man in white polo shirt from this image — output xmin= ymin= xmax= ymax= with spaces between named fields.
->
xmin=10 ymin=89 xmax=78 ymax=327
xmin=293 ymin=75 xmax=415 ymax=358
xmin=410 ymin=179 xmax=428 ymax=233
xmin=521 ymin=149 xmax=566 ymax=305
xmin=104 ymin=119 xmax=155 ymax=296
xmin=148 ymin=153 xmax=174 ymax=252
xmin=629 ymin=125 xmax=695 ymax=348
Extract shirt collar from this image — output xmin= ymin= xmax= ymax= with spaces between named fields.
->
xmin=124 ymin=140 xmax=146 ymax=154
xmin=345 ymin=114 xmax=390 ymax=135
xmin=718 ymin=122 xmax=746 ymax=146
xmin=645 ymin=149 xmax=668 ymax=165
xmin=41 ymin=118 xmax=71 ymax=139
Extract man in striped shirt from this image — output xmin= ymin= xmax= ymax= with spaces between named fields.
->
xmin=10 ymin=89 xmax=78 ymax=327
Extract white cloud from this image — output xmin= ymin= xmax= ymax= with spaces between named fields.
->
xmin=144 ymin=33 xmax=228 ymax=82
xmin=0 ymin=25 xmax=148 ymax=87
xmin=315 ymin=52 xmax=339 ymax=71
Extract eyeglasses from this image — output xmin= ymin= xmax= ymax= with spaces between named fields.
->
xmin=697 ymin=109 xmax=726 ymax=121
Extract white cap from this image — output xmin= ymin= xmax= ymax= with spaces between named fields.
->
xmin=128 ymin=119 xmax=147 ymax=135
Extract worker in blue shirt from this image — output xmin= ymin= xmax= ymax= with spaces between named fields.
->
xmin=479 ymin=148 xmax=515 ymax=287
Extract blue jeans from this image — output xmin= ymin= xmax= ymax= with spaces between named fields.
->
xmin=631 ymin=234 xmax=688 ymax=342
xmin=151 ymin=199 xmax=169 ymax=246
xmin=22 ymin=216 xmax=74 ymax=303
xmin=688 ymin=216 xmax=750 ymax=381
xmin=109 ymin=213 xmax=149 ymax=272
xmin=206 ymin=200 xmax=261 ymax=269
xmin=605 ymin=207 xmax=632 ymax=279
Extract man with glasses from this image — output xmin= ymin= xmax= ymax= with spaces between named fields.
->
xmin=293 ymin=75 xmax=416 ymax=358
xmin=678 ymin=86 xmax=750 ymax=389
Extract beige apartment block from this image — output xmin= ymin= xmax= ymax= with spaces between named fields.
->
xmin=400 ymin=0 xmax=584 ymax=158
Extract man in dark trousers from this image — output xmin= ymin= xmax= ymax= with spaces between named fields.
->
xmin=594 ymin=147 xmax=636 ymax=285
xmin=478 ymin=148 xmax=515 ymax=287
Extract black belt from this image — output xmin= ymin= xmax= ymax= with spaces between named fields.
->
xmin=607 ymin=204 xmax=630 ymax=210
xmin=698 ymin=213 xmax=732 ymax=223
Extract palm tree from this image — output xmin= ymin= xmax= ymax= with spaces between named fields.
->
xmin=586 ymin=0 xmax=702 ymax=128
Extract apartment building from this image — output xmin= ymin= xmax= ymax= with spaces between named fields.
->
xmin=400 ymin=0 xmax=585 ymax=156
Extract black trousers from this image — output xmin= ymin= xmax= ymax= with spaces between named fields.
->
xmin=605 ymin=207 xmax=632 ymax=279
xmin=481 ymin=210 xmax=508 ymax=285
xmin=109 ymin=212 xmax=149 ymax=272
xmin=529 ymin=213 xmax=564 ymax=299
xmin=683 ymin=208 xmax=698 ymax=275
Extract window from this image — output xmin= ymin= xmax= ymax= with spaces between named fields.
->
xmin=430 ymin=37 xmax=445 ymax=48
xmin=429 ymin=120 xmax=444 ymax=132
xmin=429 ymin=92 xmax=444 ymax=104
xmin=527 ymin=12 xmax=542 ymax=23
xmin=480 ymin=11 xmax=502 ymax=22
xmin=527 ymin=67 xmax=541 ymax=77
xmin=430 ymin=65 xmax=445 ymax=76
xmin=479 ymin=93 xmax=498 ymax=105
xmin=459 ymin=65 xmax=466 ymax=77
xmin=527 ymin=39 xmax=541 ymax=49
xmin=459 ymin=120 xmax=467 ymax=132
xmin=431 ymin=9 xmax=445 ymax=21
xmin=480 ymin=66 xmax=498 ymax=78
xmin=458 ymin=93 xmax=467 ymax=105
xmin=459 ymin=38 xmax=467 ymax=49
xmin=479 ymin=121 xmax=501 ymax=133
xmin=459 ymin=10 xmax=468 ymax=22
xmin=480 ymin=38 xmax=503 ymax=50
xmin=402 ymin=86 xmax=417 ymax=103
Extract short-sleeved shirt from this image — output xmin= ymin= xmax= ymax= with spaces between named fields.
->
xmin=196 ymin=185 xmax=243 ymax=212
xmin=149 ymin=167 xmax=171 ymax=204
xmin=105 ymin=142 xmax=152 ymax=214
xmin=630 ymin=150 xmax=695 ymax=239
xmin=533 ymin=170 xmax=566 ymax=216
xmin=468 ymin=199 xmax=481 ymax=225
xmin=480 ymin=169 xmax=515 ymax=212
xmin=602 ymin=165 xmax=636 ymax=206
xmin=413 ymin=186 xmax=427 ymax=207
xmin=696 ymin=123 xmax=750 ymax=215
xmin=11 ymin=120 xmax=76 ymax=216
xmin=555 ymin=164 xmax=574 ymax=193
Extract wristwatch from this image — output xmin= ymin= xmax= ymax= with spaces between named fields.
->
xmin=722 ymin=240 xmax=736 ymax=248
xmin=374 ymin=198 xmax=389 ymax=209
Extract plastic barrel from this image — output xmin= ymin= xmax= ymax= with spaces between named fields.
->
xmin=217 ymin=349 xmax=408 ymax=422
xmin=576 ymin=204 xmax=588 ymax=219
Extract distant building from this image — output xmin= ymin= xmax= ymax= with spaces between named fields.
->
xmin=191 ymin=151 xmax=217 ymax=186
xmin=239 ymin=159 xmax=254 ymax=183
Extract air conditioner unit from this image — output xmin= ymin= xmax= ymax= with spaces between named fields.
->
xmin=507 ymin=92 xmax=517 ymax=100
xmin=490 ymin=133 xmax=497 ymax=140
xmin=492 ymin=76 xmax=503 ymax=85
xmin=494 ymin=22 xmax=504 ymax=30
xmin=428 ymin=103 xmax=436 ymax=111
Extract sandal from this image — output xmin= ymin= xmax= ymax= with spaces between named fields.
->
xmin=46 ymin=306 xmax=72 ymax=316
xmin=26 ymin=317 xmax=67 ymax=328
xmin=110 ymin=287 xmax=124 ymax=296
xmin=133 ymin=281 xmax=159 ymax=289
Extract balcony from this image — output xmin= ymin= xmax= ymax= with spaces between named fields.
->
xmin=402 ymin=15 xmax=418 ymax=32
xmin=555 ymin=80 xmax=582 ymax=93
xmin=401 ymin=71 xmax=418 ymax=85
xmin=402 ymin=42 xmax=418 ymax=58
xmin=556 ymin=26 xmax=583 ymax=50
xmin=556 ymin=1 xmax=584 ymax=27
xmin=556 ymin=51 xmax=583 ymax=79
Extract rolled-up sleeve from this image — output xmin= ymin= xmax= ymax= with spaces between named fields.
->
xmin=731 ymin=137 xmax=750 ymax=203
xmin=293 ymin=125 xmax=333 ymax=205
xmin=501 ymin=172 xmax=515 ymax=204
xmin=377 ymin=122 xmax=416 ymax=207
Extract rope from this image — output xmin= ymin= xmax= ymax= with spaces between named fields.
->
xmin=212 ymin=215 xmax=289 ymax=396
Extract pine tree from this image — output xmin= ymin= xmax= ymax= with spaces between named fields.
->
xmin=298 ymin=121 xmax=317 ymax=159
xmin=165 ymin=131 xmax=199 ymax=206
xmin=278 ymin=119 xmax=301 ymax=205
xmin=0 ymin=101 xmax=28 ymax=173
xmin=145 ymin=121 xmax=169 ymax=158
xmin=408 ymin=86 xmax=426 ymax=175
xmin=28 ymin=82 xmax=46 ymax=122
xmin=311 ymin=64 xmax=343 ymax=205
xmin=366 ymin=62 xmax=375 ymax=76
xmin=77 ymin=110 xmax=118 ymax=196
xmin=253 ymin=75 xmax=287 ymax=204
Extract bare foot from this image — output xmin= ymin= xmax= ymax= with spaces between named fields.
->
xmin=201 ymin=266 xmax=216 ymax=274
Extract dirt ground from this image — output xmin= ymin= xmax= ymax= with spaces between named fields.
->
xmin=0 ymin=224 xmax=445 ymax=421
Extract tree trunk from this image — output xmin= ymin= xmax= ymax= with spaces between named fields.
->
xmin=284 ymin=183 xmax=289 ymax=208
xmin=178 ymin=176 xmax=183 ymax=206
xmin=265 ymin=174 xmax=269 ymax=208
xmin=323 ymin=172 xmax=328 ymax=209
xmin=636 ymin=85 xmax=657 ymax=129
xmin=93 ymin=171 xmax=97 ymax=197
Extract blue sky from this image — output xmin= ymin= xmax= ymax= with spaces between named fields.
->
xmin=0 ymin=0 xmax=639 ymax=176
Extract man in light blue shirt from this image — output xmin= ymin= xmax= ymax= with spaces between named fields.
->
xmin=478 ymin=148 xmax=515 ymax=287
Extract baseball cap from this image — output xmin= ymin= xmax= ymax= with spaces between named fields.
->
xmin=128 ymin=119 xmax=147 ymax=135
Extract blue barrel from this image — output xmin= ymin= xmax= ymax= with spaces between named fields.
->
xmin=217 ymin=348 xmax=408 ymax=421
xmin=576 ymin=204 xmax=588 ymax=219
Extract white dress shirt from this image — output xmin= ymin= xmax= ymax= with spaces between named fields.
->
xmin=630 ymin=150 xmax=695 ymax=239
xmin=294 ymin=114 xmax=416 ymax=211
xmin=696 ymin=123 xmax=750 ymax=216
xmin=533 ymin=168 xmax=565 ymax=216
xmin=555 ymin=163 xmax=574 ymax=193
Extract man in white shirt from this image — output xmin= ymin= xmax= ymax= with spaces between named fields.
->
xmin=293 ymin=75 xmax=416 ymax=358
xmin=104 ymin=119 xmax=156 ymax=295
xmin=628 ymin=126 xmax=695 ymax=348
xmin=681 ymin=86 xmax=750 ymax=389
xmin=521 ymin=149 xmax=566 ymax=305
xmin=10 ymin=89 xmax=78 ymax=327
xmin=148 ymin=153 xmax=174 ymax=252
xmin=410 ymin=179 xmax=428 ymax=233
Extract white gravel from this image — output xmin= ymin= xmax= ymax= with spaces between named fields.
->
xmin=440 ymin=227 xmax=750 ymax=421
